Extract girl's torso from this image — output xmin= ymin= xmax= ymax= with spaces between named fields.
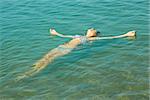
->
xmin=61 ymin=36 xmax=89 ymax=49
xmin=63 ymin=38 xmax=81 ymax=48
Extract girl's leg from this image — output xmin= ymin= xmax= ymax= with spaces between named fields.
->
xmin=17 ymin=47 xmax=71 ymax=80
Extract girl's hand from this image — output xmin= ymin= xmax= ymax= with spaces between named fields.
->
xmin=50 ymin=28 xmax=58 ymax=35
xmin=124 ymin=31 xmax=136 ymax=37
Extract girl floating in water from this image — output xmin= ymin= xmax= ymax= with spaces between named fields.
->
xmin=18 ymin=28 xmax=136 ymax=79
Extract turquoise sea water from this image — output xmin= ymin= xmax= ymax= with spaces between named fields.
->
xmin=0 ymin=0 xmax=149 ymax=100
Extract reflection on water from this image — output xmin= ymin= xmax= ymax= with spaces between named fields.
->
xmin=0 ymin=0 xmax=149 ymax=100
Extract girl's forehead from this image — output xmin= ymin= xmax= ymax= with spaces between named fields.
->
xmin=88 ymin=29 xmax=95 ymax=31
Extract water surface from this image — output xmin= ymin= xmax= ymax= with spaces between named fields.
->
xmin=0 ymin=0 xmax=149 ymax=100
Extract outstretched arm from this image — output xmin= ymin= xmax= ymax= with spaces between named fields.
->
xmin=88 ymin=31 xmax=136 ymax=41
xmin=50 ymin=28 xmax=74 ymax=38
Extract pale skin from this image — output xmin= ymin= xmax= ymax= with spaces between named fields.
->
xmin=18 ymin=28 xmax=136 ymax=79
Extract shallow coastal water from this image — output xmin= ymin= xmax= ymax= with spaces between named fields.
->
xmin=0 ymin=0 xmax=149 ymax=100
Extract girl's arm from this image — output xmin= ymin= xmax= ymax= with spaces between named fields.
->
xmin=50 ymin=29 xmax=74 ymax=38
xmin=88 ymin=31 xmax=136 ymax=41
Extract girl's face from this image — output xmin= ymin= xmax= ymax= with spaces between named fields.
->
xmin=86 ymin=28 xmax=97 ymax=37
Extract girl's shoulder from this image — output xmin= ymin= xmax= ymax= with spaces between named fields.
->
xmin=73 ymin=34 xmax=82 ymax=38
